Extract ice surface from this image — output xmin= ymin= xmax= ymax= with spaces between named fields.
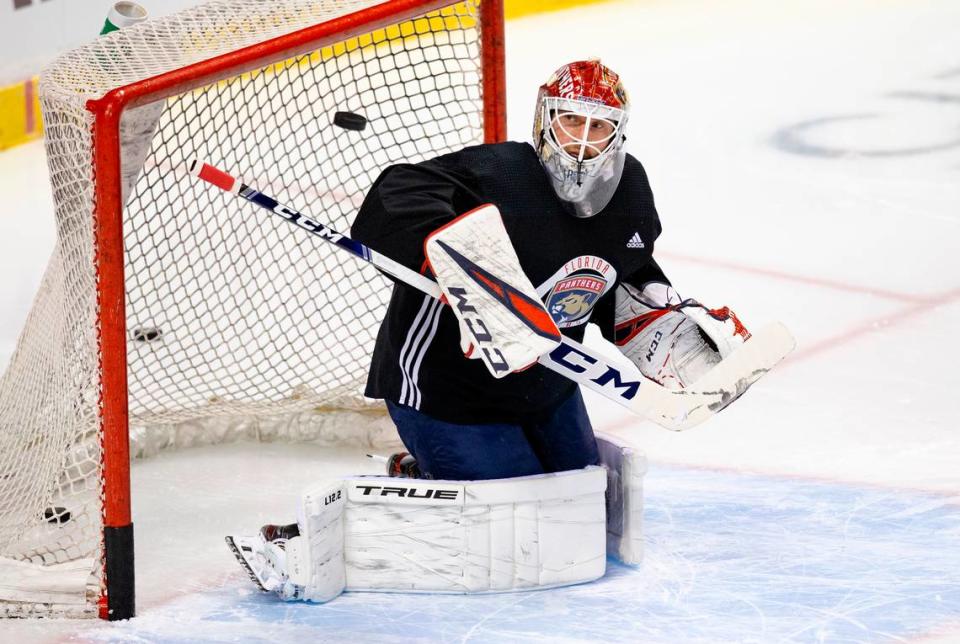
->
xmin=1 ymin=0 xmax=959 ymax=640
xmin=23 ymin=447 xmax=960 ymax=643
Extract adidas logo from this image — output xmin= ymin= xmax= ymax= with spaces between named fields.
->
xmin=626 ymin=232 xmax=645 ymax=249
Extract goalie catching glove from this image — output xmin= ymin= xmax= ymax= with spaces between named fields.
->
xmin=614 ymin=282 xmax=751 ymax=390
xmin=425 ymin=204 xmax=562 ymax=378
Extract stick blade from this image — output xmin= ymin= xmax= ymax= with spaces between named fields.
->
xmin=649 ymin=322 xmax=796 ymax=431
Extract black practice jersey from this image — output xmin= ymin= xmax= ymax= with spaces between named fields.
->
xmin=351 ymin=141 xmax=669 ymax=425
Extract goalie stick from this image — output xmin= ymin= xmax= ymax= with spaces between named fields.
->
xmin=187 ymin=159 xmax=795 ymax=431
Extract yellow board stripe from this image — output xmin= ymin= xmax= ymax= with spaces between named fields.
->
xmin=505 ymin=0 xmax=615 ymax=21
xmin=0 ymin=77 xmax=43 ymax=151
xmin=0 ymin=0 xmax=609 ymax=152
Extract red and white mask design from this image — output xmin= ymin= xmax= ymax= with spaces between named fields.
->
xmin=533 ymin=60 xmax=630 ymax=218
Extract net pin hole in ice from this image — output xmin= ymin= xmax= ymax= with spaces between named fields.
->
xmin=333 ymin=111 xmax=367 ymax=131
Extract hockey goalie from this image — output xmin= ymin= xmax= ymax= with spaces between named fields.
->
xmin=225 ymin=59 xmax=792 ymax=602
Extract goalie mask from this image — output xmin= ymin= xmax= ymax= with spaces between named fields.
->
xmin=533 ymin=60 xmax=630 ymax=218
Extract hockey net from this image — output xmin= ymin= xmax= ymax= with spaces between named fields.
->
xmin=0 ymin=0 xmax=503 ymax=619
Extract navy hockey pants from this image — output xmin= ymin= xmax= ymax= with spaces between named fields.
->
xmin=385 ymin=389 xmax=600 ymax=481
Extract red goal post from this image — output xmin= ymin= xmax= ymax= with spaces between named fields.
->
xmin=0 ymin=0 xmax=504 ymax=620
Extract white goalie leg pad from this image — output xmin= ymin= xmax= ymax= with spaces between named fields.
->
xmin=425 ymin=204 xmax=561 ymax=377
xmin=343 ymin=466 xmax=607 ymax=593
xmin=288 ymin=480 xmax=348 ymax=602
xmin=596 ymin=433 xmax=648 ymax=565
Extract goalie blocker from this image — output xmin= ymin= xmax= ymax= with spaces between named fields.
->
xmin=226 ymin=434 xmax=646 ymax=602
xmin=424 ymin=204 xmax=562 ymax=377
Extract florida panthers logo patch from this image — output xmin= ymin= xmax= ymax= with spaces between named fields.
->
xmin=539 ymin=256 xmax=617 ymax=328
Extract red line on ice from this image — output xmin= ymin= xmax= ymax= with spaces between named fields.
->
xmin=787 ymin=286 xmax=960 ymax=363
xmin=657 ymin=250 xmax=960 ymax=363
xmin=657 ymin=250 xmax=926 ymax=303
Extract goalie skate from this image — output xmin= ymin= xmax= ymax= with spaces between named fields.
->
xmin=224 ymin=535 xmax=270 ymax=593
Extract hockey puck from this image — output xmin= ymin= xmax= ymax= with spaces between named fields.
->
xmin=44 ymin=507 xmax=71 ymax=524
xmin=131 ymin=327 xmax=162 ymax=342
xmin=333 ymin=111 xmax=367 ymax=131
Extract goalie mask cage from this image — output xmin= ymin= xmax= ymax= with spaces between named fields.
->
xmin=0 ymin=0 xmax=504 ymax=620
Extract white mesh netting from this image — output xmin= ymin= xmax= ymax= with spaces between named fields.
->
xmin=0 ymin=0 xmax=489 ymax=617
